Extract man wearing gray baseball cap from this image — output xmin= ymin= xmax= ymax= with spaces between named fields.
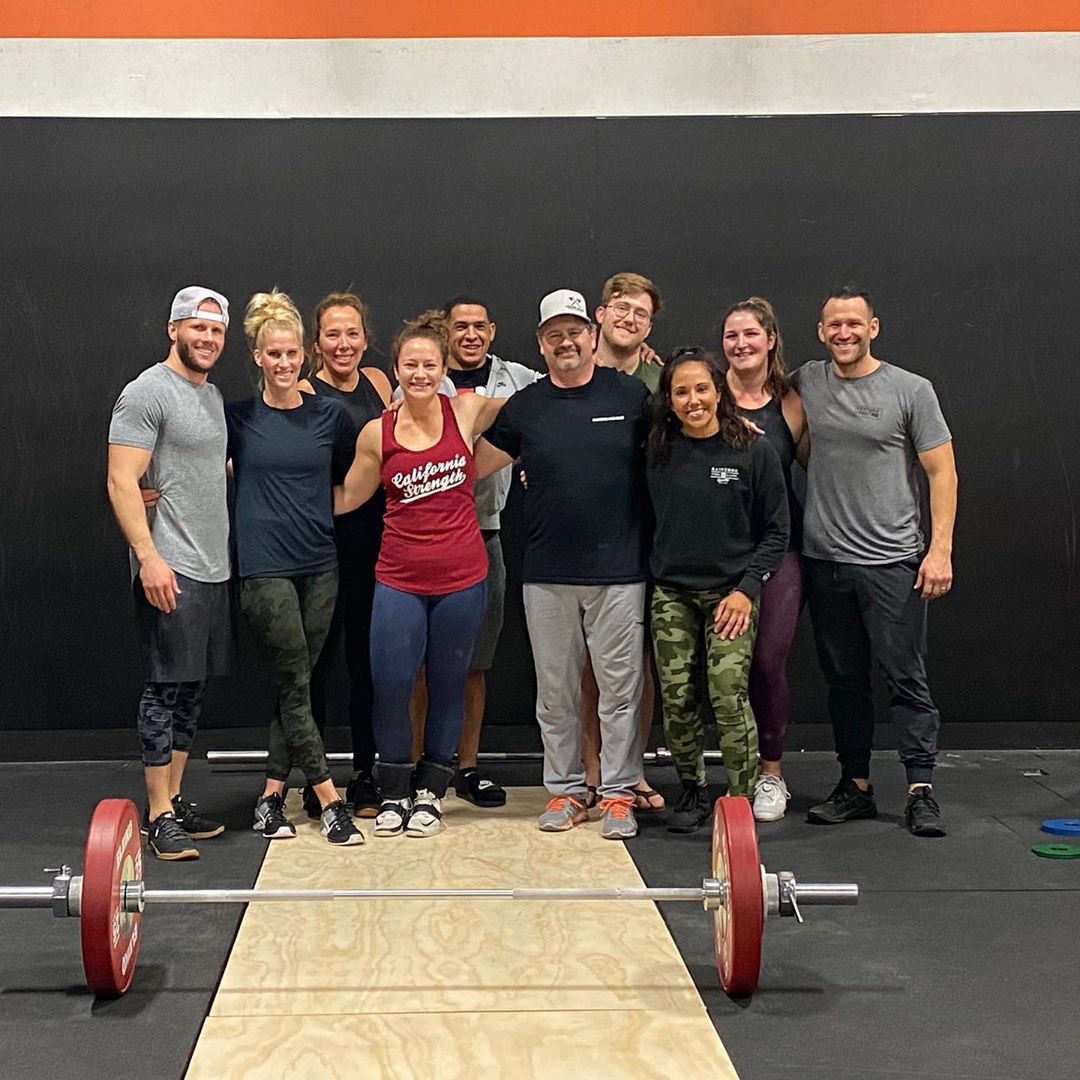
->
xmin=107 ymin=286 xmax=234 ymax=860
xmin=476 ymin=288 xmax=651 ymax=840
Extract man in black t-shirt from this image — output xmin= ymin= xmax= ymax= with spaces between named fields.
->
xmin=477 ymin=289 xmax=649 ymax=841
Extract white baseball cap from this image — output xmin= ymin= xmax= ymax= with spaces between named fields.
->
xmin=537 ymin=288 xmax=589 ymax=329
xmin=170 ymin=285 xmax=230 ymax=328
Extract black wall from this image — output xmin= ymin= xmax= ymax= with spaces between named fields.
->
xmin=2 ymin=114 xmax=1078 ymax=738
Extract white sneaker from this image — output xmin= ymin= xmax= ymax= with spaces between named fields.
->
xmin=406 ymin=789 xmax=444 ymax=837
xmin=753 ymin=775 xmax=790 ymax=822
xmin=374 ymin=796 xmax=411 ymax=837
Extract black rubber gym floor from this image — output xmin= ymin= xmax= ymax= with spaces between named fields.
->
xmin=1 ymin=750 xmax=1078 ymax=1079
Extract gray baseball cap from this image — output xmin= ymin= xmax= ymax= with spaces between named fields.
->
xmin=170 ymin=285 xmax=230 ymax=328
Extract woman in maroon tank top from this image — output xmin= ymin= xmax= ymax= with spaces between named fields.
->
xmin=335 ymin=311 xmax=506 ymax=838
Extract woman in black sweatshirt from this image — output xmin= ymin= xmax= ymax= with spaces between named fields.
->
xmin=647 ymin=348 xmax=789 ymax=832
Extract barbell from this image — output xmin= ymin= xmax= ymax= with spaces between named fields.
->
xmin=0 ymin=796 xmax=857 ymax=1000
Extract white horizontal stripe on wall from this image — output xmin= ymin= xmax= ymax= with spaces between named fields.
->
xmin=2 ymin=34 xmax=1079 ymax=117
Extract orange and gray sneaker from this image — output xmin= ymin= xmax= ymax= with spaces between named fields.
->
xmin=538 ymin=794 xmax=589 ymax=832
xmin=599 ymin=796 xmax=638 ymax=840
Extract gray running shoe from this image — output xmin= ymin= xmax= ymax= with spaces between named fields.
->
xmin=538 ymin=795 xmax=589 ymax=832
xmin=599 ymin=797 xmax=638 ymax=840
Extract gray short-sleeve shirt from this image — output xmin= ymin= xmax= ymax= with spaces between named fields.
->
xmin=792 ymin=359 xmax=951 ymax=564
xmin=108 ymin=363 xmax=230 ymax=583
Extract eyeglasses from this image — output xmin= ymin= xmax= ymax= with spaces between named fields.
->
xmin=606 ymin=300 xmax=652 ymax=324
xmin=541 ymin=325 xmax=591 ymax=346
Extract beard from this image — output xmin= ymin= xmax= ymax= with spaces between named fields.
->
xmin=176 ymin=338 xmax=217 ymax=373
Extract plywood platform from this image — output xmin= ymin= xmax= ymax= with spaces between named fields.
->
xmin=187 ymin=788 xmax=737 ymax=1079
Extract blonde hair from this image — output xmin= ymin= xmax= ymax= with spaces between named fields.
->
xmin=243 ymin=289 xmax=304 ymax=353
xmin=392 ymin=309 xmax=449 ymax=366
xmin=309 ymin=291 xmax=372 ymax=375
xmin=601 ymin=272 xmax=662 ymax=318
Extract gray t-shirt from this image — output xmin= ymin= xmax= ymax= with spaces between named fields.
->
xmin=108 ymin=362 xmax=230 ymax=583
xmin=791 ymin=359 xmax=951 ymax=564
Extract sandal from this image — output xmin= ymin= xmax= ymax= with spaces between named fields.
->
xmin=584 ymin=785 xmax=599 ymax=810
xmin=633 ymin=784 xmax=666 ymax=812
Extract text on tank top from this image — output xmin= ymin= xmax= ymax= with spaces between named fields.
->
xmin=376 ymin=394 xmax=487 ymax=593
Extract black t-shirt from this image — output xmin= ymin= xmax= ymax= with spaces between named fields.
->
xmin=448 ymin=359 xmax=492 ymax=392
xmin=309 ymin=374 xmax=386 ymax=558
xmin=483 ymin=366 xmax=649 ymax=584
xmin=226 ymin=394 xmax=355 ymax=578
xmin=646 ymin=431 xmax=789 ymax=596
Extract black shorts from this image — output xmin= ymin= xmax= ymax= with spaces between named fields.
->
xmin=134 ymin=573 xmax=237 ymax=682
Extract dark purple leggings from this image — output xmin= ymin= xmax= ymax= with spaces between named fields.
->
xmin=749 ymin=552 xmax=804 ymax=762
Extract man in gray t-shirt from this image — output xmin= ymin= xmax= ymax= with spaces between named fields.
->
xmin=791 ymin=287 xmax=957 ymax=837
xmin=107 ymin=286 xmax=233 ymax=861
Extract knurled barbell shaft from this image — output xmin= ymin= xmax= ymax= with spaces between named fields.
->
xmin=138 ymin=885 xmax=709 ymax=904
xmin=0 ymin=887 xmax=54 ymax=908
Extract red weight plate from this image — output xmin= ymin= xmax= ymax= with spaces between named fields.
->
xmin=711 ymin=795 xmax=764 ymax=995
xmin=81 ymin=798 xmax=143 ymax=997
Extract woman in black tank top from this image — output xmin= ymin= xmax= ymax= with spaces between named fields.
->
xmin=722 ymin=297 xmax=807 ymax=824
xmin=300 ymin=292 xmax=392 ymax=819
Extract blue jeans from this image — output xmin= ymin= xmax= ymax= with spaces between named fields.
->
xmin=370 ymin=580 xmax=487 ymax=765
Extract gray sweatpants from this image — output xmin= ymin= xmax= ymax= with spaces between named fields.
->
xmin=523 ymin=582 xmax=645 ymax=800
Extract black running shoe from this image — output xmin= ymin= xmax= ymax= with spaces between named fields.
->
xmin=667 ymin=781 xmax=711 ymax=833
xmin=302 ymin=785 xmax=322 ymax=821
xmin=454 ymin=767 xmax=507 ymax=808
xmin=172 ymin=795 xmax=224 ymax=839
xmin=345 ymin=774 xmax=381 ymax=819
xmin=320 ymin=799 xmax=365 ymax=846
xmin=905 ymin=786 xmax=947 ymax=837
xmin=806 ymin=778 xmax=878 ymax=825
xmin=147 ymin=812 xmax=199 ymax=861
xmin=253 ymin=793 xmax=297 ymax=839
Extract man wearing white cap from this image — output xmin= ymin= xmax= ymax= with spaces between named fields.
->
xmin=477 ymin=289 xmax=651 ymax=839
xmin=107 ymin=286 xmax=233 ymax=861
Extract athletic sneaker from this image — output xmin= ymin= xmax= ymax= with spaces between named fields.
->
xmin=752 ymin=775 xmax=790 ymax=823
xmin=406 ymin=789 xmax=444 ymax=837
xmin=302 ymin=785 xmax=322 ymax=821
xmin=171 ymin=795 xmax=225 ymax=839
xmin=147 ymin=812 xmax=199 ymax=861
xmin=374 ymin=797 xmax=412 ymax=837
xmin=806 ymin=779 xmax=877 ymax=825
xmin=345 ymin=774 xmax=381 ymax=819
xmin=904 ymin=786 xmax=947 ymax=837
xmin=253 ymin=793 xmax=297 ymax=839
xmin=320 ymin=799 xmax=365 ymax=846
xmin=599 ymin=797 xmax=638 ymax=840
xmin=537 ymin=795 xmax=589 ymax=832
xmin=667 ymin=782 xmax=711 ymax=833
xmin=454 ymin=768 xmax=507 ymax=808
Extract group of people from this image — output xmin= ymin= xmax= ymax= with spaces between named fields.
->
xmin=107 ymin=272 xmax=957 ymax=861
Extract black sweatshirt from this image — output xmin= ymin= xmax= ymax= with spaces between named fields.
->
xmin=646 ymin=430 xmax=790 ymax=597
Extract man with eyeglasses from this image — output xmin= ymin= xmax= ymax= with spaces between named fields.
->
xmin=594 ymin=271 xmax=663 ymax=393
xmin=581 ymin=271 xmax=666 ymax=815
xmin=476 ymin=289 xmax=651 ymax=840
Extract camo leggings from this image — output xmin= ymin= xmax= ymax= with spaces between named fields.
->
xmin=240 ymin=570 xmax=338 ymax=786
xmin=650 ymin=583 xmax=759 ymax=795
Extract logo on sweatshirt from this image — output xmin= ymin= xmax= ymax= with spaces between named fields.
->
xmin=392 ymin=454 xmax=467 ymax=503
xmin=710 ymin=466 xmax=739 ymax=485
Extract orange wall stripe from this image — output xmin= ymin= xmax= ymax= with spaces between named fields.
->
xmin=2 ymin=1 xmax=1079 ymax=38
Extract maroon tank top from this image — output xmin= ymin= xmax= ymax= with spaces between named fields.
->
xmin=376 ymin=394 xmax=487 ymax=593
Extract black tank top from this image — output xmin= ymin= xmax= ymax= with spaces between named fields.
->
xmin=310 ymin=371 xmax=387 ymax=558
xmin=738 ymin=396 xmax=802 ymax=552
